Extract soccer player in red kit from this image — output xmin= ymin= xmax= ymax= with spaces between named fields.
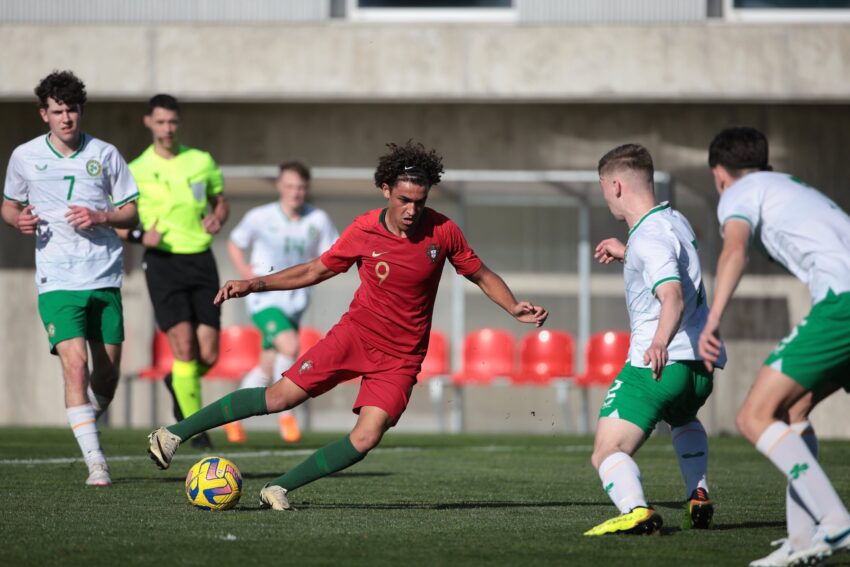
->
xmin=148 ymin=141 xmax=548 ymax=510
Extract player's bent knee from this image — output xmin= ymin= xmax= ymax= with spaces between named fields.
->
xmin=264 ymin=388 xmax=288 ymax=413
xmin=590 ymin=453 xmax=603 ymax=470
xmin=735 ymin=410 xmax=760 ymax=443
xmin=590 ymin=447 xmax=617 ymax=470
xmin=264 ymin=377 xmax=306 ymax=413
xmin=350 ymin=429 xmax=384 ymax=453
xmin=734 ymin=412 xmax=747 ymax=437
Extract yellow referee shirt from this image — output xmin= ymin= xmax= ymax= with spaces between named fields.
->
xmin=129 ymin=144 xmax=223 ymax=254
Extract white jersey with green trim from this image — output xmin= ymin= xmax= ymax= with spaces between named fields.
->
xmin=3 ymin=134 xmax=139 ymax=294
xmin=624 ymin=203 xmax=725 ymax=368
xmin=718 ymin=171 xmax=850 ymax=304
xmin=229 ymin=202 xmax=338 ymax=319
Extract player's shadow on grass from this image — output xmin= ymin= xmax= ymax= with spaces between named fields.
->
xmin=295 ymin=500 xmax=595 ymax=511
xmin=239 ymin=471 xmax=393 ymax=481
xmin=650 ymin=520 xmax=785 ymax=535
xmin=231 ymin=502 xmax=586 ymax=512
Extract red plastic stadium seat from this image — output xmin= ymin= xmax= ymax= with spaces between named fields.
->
xmin=419 ymin=330 xmax=449 ymax=382
xmin=577 ymin=330 xmax=630 ymax=387
xmin=137 ymin=330 xmax=173 ymax=381
xmin=205 ymin=326 xmax=262 ymax=381
xmin=452 ymin=328 xmax=515 ymax=385
xmin=513 ymin=329 xmax=574 ymax=385
xmin=298 ymin=326 xmax=323 ymax=357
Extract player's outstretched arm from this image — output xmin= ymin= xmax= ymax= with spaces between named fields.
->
xmin=698 ymin=219 xmax=750 ymax=371
xmin=2 ymin=201 xmax=39 ymax=234
xmin=466 ymin=263 xmax=548 ymax=327
xmin=645 ymin=281 xmax=684 ymax=380
xmin=594 ymin=238 xmax=626 ymax=264
xmin=215 ymin=256 xmax=337 ymax=305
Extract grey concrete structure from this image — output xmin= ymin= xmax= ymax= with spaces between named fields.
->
xmin=2 ymin=20 xmax=849 ymax=436
xmin=1 ymin=23 xmax=849 ymax=101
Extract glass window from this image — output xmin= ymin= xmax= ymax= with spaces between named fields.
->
xmin=359 ymin=1 xmax=512 ymax=7
xmin=734 ymin=0 xmax=850 ymax=6
xmin=349 ymin=0 xmax=515 ymax=21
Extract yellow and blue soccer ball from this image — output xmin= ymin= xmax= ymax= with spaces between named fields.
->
xmin=185 ymin=456 xmax=242 ymax=510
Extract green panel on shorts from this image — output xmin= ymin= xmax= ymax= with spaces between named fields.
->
xmin=37 ymin=288 xmax=124 ymax=354
xmin=251 ymin=307 xmax=297 ymax=349
xmin=765 ymin=289 xmax=850 ymax=393
xmin=598 ymin=361 xmax=713 ymax=436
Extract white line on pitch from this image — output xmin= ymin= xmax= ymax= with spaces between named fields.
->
xmin=0 ymin=446 xmax=419 ymax=466
xmin=0 ymin=443 xmax=673 ymax=466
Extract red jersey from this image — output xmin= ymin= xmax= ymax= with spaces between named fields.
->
xmin=320 ymin=207 xmax=481 ymax=360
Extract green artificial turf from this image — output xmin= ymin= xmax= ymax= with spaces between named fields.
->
xmin=3 ymin=428 xmax=849 ymax=566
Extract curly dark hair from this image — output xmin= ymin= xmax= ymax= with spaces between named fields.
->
xmin=374 ymin=141 xmax=444 ymax=189
xmin=34 ymin=70 xmax=87 ymax=109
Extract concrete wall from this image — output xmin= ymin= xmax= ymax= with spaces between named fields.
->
xmin=1 ymin=23 xmax=849 ymax=102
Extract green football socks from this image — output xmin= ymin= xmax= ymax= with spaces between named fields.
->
xmin=167 ymin=387 xmax=268 ymax=441
xmin=271 ymin=435 xmax=365 ymax=492
xmin=171 ymin=359 xmax=202 ymax=418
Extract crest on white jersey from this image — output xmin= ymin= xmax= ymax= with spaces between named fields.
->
xmin=86 ymin=159 xmax=102 ymax=177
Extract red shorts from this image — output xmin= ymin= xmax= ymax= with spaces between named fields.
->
xmin=284 ymin=320 xmax=421 ymax=425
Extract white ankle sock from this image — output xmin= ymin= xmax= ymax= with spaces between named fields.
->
xmin=756 ymin=421 xmax=850 ymax=531
xmin=598 ymin=452 xmax=647 ymax=514
xmin=272 ymin=355 xmax=295 ymax=384
xmin=66 ymin=404 xmax=105 ymax=467
xmin=240 ymin=366 xmax=270 ymax=389
xmin=671 ymin=420 xmax=709 ymax=498
xmin=786 ymin=421 xmax=819 ymax=550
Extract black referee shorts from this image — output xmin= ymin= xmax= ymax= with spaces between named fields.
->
xmin=142 ymin=248 xmax=221 ymax=332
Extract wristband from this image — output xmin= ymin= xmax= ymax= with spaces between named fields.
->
xmin=127 ymin=227 xmax=145 ymax=244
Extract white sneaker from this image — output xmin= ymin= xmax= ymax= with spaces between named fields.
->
xmin=86 ymin=462 xmax=112 ymax=486
xmin=824 ymin=525 xmax=850 ymax=554
xmin=148 ymin=427 xmax=181 ymax=470
xmin=259 ymin=484 xmax=293 ymax=511
xmin=749 ymin=539 xmax=796 ymax=567
xmin=784 ymin=523 xmax=850 ymax=567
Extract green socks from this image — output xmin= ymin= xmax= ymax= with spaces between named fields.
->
xmin=166 ymin=389 xmax=366 ymax=494
xmin=271 ymin=435 xmax=365 ymax=492
xmin=167 ymin=387 xmax=268 ymax=441
xmin=171 ymin=359 xmax=202 ymax=417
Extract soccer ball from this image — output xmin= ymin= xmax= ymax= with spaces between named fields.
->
xmin=185 ymin=456 xmax=243 ymax=510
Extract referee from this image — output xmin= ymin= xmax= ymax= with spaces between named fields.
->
xmin=125 ymin=94 xmax=229 ymax=450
